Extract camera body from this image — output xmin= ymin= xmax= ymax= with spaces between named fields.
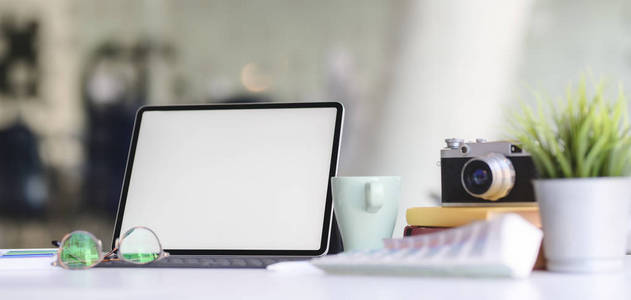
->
xmin=441 ymin=138 xmax=536 ymax=206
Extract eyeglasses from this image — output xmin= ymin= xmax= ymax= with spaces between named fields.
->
xmin=52 ymin=226 xmax=169 ymax=270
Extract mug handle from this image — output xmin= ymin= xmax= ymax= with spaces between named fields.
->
xmin=365 ymin=181 xmax=384 ymax=213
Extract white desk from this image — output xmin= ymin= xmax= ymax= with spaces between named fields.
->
xmin=1 ymin=253 xmax=630 ymax=300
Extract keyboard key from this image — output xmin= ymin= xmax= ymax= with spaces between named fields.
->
xmin=231 ymin=259 xmax=247 ymax=267
xmin=201 ymin=259 xmax=216 ymax=266
xmin=170 ymin=258 xmax=184 ymax=264
xmin=216 ymin=259 xmax=230 ymax=267
xmin=247 ymin=259 xmax=263 ymax=267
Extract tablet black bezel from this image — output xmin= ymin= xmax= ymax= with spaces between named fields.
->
xmin=111 ymin=102 xmax=344 ymax=256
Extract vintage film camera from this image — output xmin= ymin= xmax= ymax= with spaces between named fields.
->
xmin=440 ymin=138 xmax=537 ymax=205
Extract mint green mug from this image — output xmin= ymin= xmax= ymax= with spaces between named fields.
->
xmin=331 ymin=176 xmax=401 ymax=251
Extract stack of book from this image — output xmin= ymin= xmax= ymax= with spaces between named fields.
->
xmin=404 ymin=205 xmax=545 ymax=269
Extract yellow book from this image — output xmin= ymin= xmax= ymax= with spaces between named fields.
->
xmin=406 ymin=206 xmax=541 ymax=228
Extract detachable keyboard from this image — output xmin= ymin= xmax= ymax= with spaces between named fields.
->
xmin=98 ymin=255 xmax=307 ymax=268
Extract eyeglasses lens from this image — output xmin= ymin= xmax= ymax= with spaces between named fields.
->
xmin=59 ymin=232 xmax=101 ymax=269
xmin=119 ymin=227 xmax=161 ymax=264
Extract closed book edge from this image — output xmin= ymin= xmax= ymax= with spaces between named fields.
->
xmin=406 ymin=206 xmax=540 ymax=228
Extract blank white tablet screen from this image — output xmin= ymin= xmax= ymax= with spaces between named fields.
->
xmin=119 ymin=107 xmax=338 ymax=250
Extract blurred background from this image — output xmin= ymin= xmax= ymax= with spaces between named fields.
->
xmin=1 ymin=0 xmax=631 ymax=248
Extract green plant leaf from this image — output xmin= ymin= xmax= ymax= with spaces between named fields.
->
xmin=509 ymin=77 xmax=631 ymax=178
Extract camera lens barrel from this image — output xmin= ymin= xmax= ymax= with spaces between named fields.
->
xmin=461 ymin=153 xmax=515 ymax=201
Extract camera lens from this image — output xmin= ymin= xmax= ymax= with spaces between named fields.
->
xmin=461 ymin=153 xmax=515 ymax=201
xmin=472 ymin=169 xmax=489 ymax=185
xmin=462 ymin=160 xmax=493 ymax=195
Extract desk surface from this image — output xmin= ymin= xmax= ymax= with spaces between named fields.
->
xmin=1 ymin=252 xmax=630 ymax=300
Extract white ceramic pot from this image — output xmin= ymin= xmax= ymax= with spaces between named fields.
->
xmin=533 ymin=177 xmax=631 ymax=273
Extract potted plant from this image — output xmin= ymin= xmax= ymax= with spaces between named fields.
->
xmin=511 ymin=79 xmax=631 ymax=273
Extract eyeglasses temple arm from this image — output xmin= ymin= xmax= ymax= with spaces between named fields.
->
xmin=103 ymin=247 xmax=118 ymax=259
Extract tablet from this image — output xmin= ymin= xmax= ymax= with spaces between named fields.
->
xmin=112 ymin=102 xmax=343 ymax=260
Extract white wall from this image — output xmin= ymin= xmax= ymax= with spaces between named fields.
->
xmin=519 ymin=0 xmax=631 ymax=100
xmin=354 ymin=0 xmax=534 ymax=236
